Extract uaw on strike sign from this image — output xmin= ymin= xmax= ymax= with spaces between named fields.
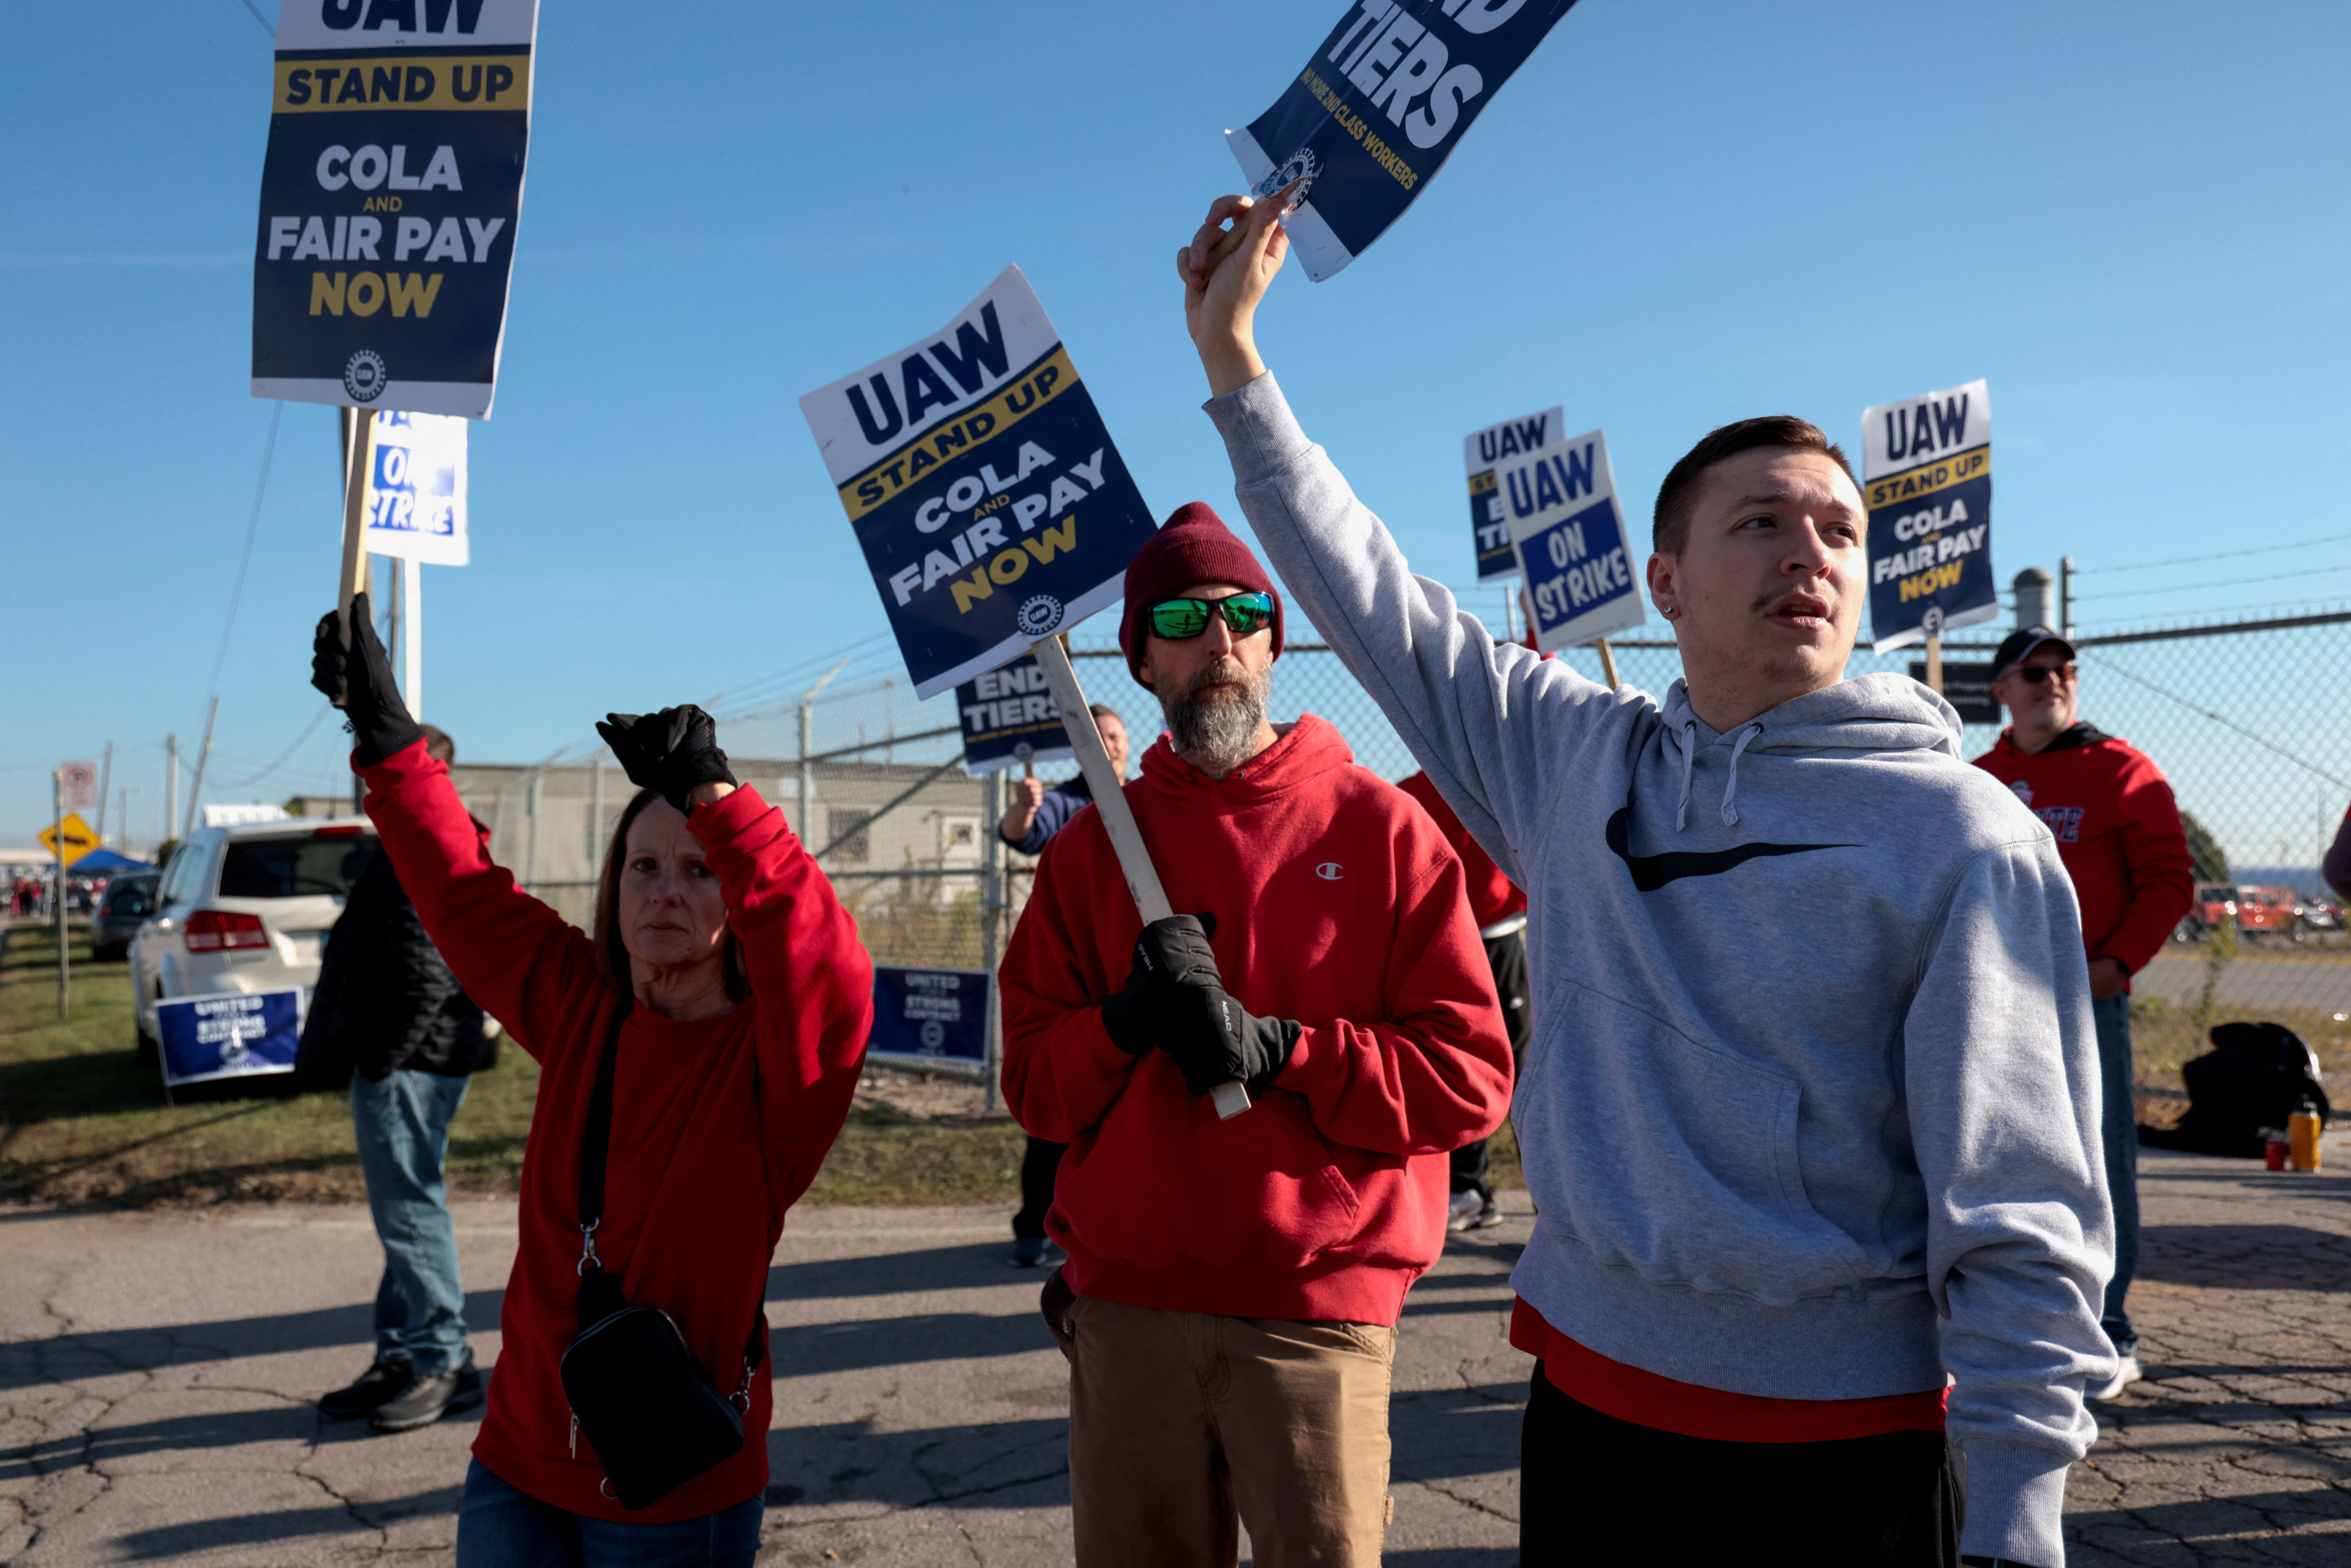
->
xmin=1231 ymin=0 xmax=1579 ymax=282
xmin=252 ymin=0 xmax=538 ymax=417
xmin=1504 ymin=428 xmax=1644 ymax=654
xmin=801 ymin=268 xmax=1160 ymax=701
xmin=1862 ymin=379 xmax=1995 ymax=651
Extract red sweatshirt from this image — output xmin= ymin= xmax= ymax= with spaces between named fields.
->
xmin=999 ymin=714 xmax=1513 ymax=1325
xmin=1972 ymin=724 xmax=2195 ymax=976
xmin=359 ymin=741 xmax=871 ymax=1522
xmin=1396 ymin=770 xmax=1526 ymax=929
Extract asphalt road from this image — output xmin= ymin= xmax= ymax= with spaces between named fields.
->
xmin=2135 ymin=953 xmax=2351 ymax=1014
xmin=6 ymin=1141 xmax=2351 ymax=1566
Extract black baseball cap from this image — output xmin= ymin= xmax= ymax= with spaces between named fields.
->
xmin=1992 ymin=625 xmax=2077 ymax=680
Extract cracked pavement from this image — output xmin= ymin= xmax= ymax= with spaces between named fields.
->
xmin=3 ymin=1138 xmax=2346 ymax=1566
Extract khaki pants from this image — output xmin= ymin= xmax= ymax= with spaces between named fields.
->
xmin=1049 ymin=1288 xmax=1396 ymax=1568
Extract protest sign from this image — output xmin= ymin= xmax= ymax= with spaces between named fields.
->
xmin=800 ymin=267 xmax=1161 ymax=701
xmin=359 ymin=409 xmax=469 ymax=564
xmin=1863 ymin=379 xmax=1995 ymax=652
xmin=1229 ymin=0 xmax=1580 ymax=282
xmin=1465 ymin=406 xmax=1563 ymax=582
xmin=1505 ymin=429 xmax=1644 ymax=653
xmin=1909 ymin=660 xmax=2000 ymax=724
xmin=956 ymin=653 xmax=1075 ymax=775
xmin=868 ymin=967 xmax=989 ymax=1072
xmin=251 ymin=0 xmax=539 ymax=417
xmin=155 ymin=990 xmax=304 ymax=1090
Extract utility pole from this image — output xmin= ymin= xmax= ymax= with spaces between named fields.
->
xmin=590 ymin=753 xmax=606 ymax=867
xmin=183 ymin=697 xmax=221 ymax=840
xmin=52 ymin=769 xmax=69 ymax=1020
xmin=165 ymin=733 xmax=180 ymax=843
xmin=95 ymin=742 xmax=114 ymax=840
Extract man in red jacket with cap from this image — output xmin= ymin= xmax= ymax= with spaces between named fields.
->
xmin=1974 ymin=625 xmax=2194 ymax=1402
xmin=1000 ymin=501 xmax=1514 ymax=1568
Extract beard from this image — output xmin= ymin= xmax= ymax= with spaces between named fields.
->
xmin=1158 ymin=656 xmax=1270 ymax=777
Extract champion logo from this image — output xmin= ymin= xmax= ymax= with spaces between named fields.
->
xmin=1314 ymin=862 xmax=1344 ymax=881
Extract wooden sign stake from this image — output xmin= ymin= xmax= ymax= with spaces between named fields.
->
xmin=1031 ymin=636 xmax=1251 ymax=1120
xmin=334 ymin=407 xmax=378 ymax=701
xmin=1595 ymin=637 xmax=1620 ymax=690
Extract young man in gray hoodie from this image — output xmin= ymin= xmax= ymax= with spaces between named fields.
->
xmin=1172 ymin=194 xmax=2113 ymax=1568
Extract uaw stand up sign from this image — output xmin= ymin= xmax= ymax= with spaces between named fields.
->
xmin=251 ymin=0 xmax=539 ymax=416
xmin=1464 ymin=406 xmax=1563 ymax=583
xmin=1230 ymin=0 xmax=1580 ymax=282
xmin=1862 ymin=379 xmax=1995 ymax=652
xmin=800 ymin=267 xmax=1161 ymax=701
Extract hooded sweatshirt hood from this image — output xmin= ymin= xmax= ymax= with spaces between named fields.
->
xmin=1654 ymin=674 xmax=1963 ymax=831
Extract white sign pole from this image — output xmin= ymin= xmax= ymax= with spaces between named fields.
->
xmin=403 ymin=556 xmax=425 ymax=722
xmin=1030 ymin=636 xmax=1251 ymax=1121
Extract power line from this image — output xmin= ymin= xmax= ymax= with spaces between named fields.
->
xmin=2072 ymin=530 xmax=2351 ymax=575
xmin=2079 ymin=650 xmax=2351 ymax=793
xmin=203 ymin=401 xmax=285 ymax=698
xmin=236 ymin=0 xmax=274 ymax=37
xmin=2080 ymin=558 xmax=2351 ymax=602
xmin=215 ymin=705 xmax=334 ymax=791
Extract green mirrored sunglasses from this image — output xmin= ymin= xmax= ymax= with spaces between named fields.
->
xmin=1146 ymin=590 xmax=1276 ymax=640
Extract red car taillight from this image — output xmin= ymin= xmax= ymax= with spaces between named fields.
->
xmin=186 ymin=911 xmax=270 ymax=953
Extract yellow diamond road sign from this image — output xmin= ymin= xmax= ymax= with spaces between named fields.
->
xmin=39 ymin=813 xmax=100 ymax=867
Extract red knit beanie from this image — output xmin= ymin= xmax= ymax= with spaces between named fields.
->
xmin=1117 ymin=501 xmax=1286 ymax=679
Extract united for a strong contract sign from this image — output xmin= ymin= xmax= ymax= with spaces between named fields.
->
xmin=1230 ymin=0 xmax=1579 ymax=281
xmin=251 ymin=0 xmax=538 ymax=416
xmin=801 ymin=268 xmax=1160 ymax=701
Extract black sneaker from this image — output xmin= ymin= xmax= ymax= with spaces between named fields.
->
xmin=319 ymin=1356 xmax=412 ymax=1420
xmin=369 ymin=1351 xmax=484 ymax=1434
xmin=1008 ymin=1237 xmax=1061 ymax=1269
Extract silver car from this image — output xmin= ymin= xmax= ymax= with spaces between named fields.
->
xmin=130 ymin=816 xmax=380 ymax=1086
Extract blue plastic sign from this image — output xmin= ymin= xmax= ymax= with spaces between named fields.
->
xmin=957 ymin=653 xmax=1075 ymax=775
xmin=1464 ymin=406 xmax=1562 ymax=583
xmin=156 ymin=990 xmax=304 ymax=1088
xmin=1862 ymin=379 xmax=1994 ymax=652
xmin=361 ymin=410 xmax=469 ymax=564
xmin=868 ymin=968 xmax=989 ymax=1066
xmin=1229 ymin=0 xmax=1580 ymax=283
xmin=250 ymin=0 xmax=539 ymax=417
xmin=800 ymin=268 xmax=1162 ymax=701
xmin=1505 ymin=430 xmax=1644 ymax=653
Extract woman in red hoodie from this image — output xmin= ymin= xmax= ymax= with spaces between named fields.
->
xmin=310 ymin=598 xmax=872 ymax=1567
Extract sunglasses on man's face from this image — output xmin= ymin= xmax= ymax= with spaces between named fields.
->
xmin=1146 ymin=591 xmax=1276 ymax=641
xmin=2012 ymin=663 xmax=2076 ymax=687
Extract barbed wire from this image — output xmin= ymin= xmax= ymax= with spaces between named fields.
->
xmin=2071 ymin=530 xmax=2351 ymax=575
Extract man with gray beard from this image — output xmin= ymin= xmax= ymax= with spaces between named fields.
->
xmin=1000 ymin=502 xmax=1513 ymax=1566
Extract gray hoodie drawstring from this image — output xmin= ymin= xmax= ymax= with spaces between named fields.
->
xmin=1673 ymin=722 xmax=1697 ymax=831
xmin=1720 ymin=724 xmax=1764 ymax=826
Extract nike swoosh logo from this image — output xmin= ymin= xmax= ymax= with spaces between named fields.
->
xmin=1606 ymin=804 xmax=1855 ymax=892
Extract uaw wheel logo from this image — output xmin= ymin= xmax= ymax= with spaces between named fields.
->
xmin=1012 ymin=742 xmax=1035 ymax=763
xmin=1017 ymin=595 xmax=1065 ymax=639
xmin=919 ymin=1020 xmax=946 ymax=1052
xmin=343 ymin=350 xmax=387 ymax=403
xmin=1255 ymin=146 xmax=1319 ymax=202
xmin=1921 ymin=606 xmax=1946 ymax=635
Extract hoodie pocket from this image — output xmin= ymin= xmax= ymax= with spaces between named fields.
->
xmin=1517 ymin=979 xmax=1872 ymax=1304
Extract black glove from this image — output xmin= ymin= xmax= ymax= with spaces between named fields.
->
xmin=1101 ymin=914 xmax=1220 ymax=1055
xmin=1157 ymin=977 xmax=1302 ymax=1100
xmin=309 ymin=592 xmax=424 ymax=766
xmin=595 ymin=706 xmax=736 ymax=815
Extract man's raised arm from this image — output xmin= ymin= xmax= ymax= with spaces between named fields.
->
xmin=1177 ymin=193 xmax=1624 ymax=884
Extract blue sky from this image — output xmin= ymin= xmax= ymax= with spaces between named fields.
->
xmin=5 ymin=0 xmax=2349 ymax=846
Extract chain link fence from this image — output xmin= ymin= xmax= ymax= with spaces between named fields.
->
xmin=427 ymin=595 xmax=2351 ymax=1102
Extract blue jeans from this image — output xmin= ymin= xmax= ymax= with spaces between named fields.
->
xmin=2092 ymin=993 xmax=2139 ymax=1357
xmin=456 ymin=1459 xmax=763 ymax=1568
xmin=351 ymin=1067 xmax=472 ymax=1377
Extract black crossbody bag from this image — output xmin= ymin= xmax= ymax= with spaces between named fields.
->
xmin=559 ymin=999 xmax=767 ymax=1511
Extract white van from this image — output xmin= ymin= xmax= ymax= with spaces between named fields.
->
xmin=130 ymin=816 xmax=380 ymax=1079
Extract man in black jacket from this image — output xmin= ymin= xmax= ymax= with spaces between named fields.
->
xmin=298 ymin=724 xmax=494 ymax=1434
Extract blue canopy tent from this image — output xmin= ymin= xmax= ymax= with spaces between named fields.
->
xmin=67 ymin=848 xmax=153 ymax=875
